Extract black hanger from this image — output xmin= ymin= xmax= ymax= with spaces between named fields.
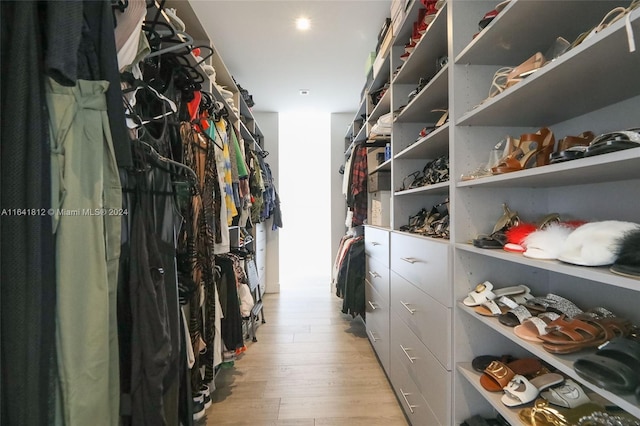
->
xmin=135 ymin=139 xmax=198 ymax=183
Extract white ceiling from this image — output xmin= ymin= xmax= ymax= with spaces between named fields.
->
xmin=190 ymin=1 xmax=392 ymax=114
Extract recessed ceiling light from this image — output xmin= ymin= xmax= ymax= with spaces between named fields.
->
xmin=296 ymin=17 xmax=311 ymax=31
xmin=299 ymin=89 xmax=310 ymax=96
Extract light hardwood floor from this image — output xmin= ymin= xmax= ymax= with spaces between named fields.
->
xmin=203 ymin=280 xmax=408 ymax=426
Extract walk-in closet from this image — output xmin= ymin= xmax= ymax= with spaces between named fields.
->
xmin=1 ymin=1 xmax=639 ymax=425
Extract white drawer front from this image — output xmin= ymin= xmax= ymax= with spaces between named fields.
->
xmin=365 ymin=281 xmax=390 ymax=373
xmin=256 ymin=241 xmax=266 ymax=279
xmin=391 ymin=311 xmax=451 ymax=426
xmin=390 ymin=232 xmax=451 ymax=307
xmin=390 ymin=271 xmax=451 ymax=369
xmin=366 ymin=256 xmax=390 ymax=302
xmin=390 ymin=353 xmax=441 ymax=426
xmin=255 ymin=222 xmax=267 ymax=242
xmin=365 ymin=226 xmax=390 ymax=267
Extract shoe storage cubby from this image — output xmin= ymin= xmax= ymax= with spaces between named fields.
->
xmin=452 ymin=0 xmax=640 ymax=423
xmin=353 ymin=0 xmax=640 ymax=424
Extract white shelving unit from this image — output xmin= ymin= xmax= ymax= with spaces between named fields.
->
xmin=351 ymin=0 xmax=640 ymax=424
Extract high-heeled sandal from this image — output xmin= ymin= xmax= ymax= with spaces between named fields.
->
xmin=505 ymin=52 xmax=546 ymax=88
xmin=571 ymin=0 xmax=639 ymax=50
xmin=549 ymin=131 xmax=595 ymax=164
xmin=473 ymin=203 xmax=520 ymax=249
xmin=488 ymin=67 xmax=514 ymax=98
xmin=488 ymin=52 xmax=546 ymax=99
xmin=492 ymin=128 xmax=554 ymax=174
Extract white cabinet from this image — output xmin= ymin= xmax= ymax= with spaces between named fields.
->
xmin=255 ymin=222 xmax=267 ymax=295
xmin=350 ymin=0 xmax=640 ymax=424
xmin=364 ymin=226 xmax=391 ymax=374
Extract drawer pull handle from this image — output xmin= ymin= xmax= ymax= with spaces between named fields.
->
xmin=400 ymin=301 xmax=416 ymax=314
xmin=368 ymin=330 xmax=379 ymax=342
xmin=368 ymin=301 xmax=377 ymax=310
xmin=371 ymin=241 xmax=381 ymax=246
xmin=368 ymin=271 xmax=381 ymax=278
xmin=400 ymin=389 xmax=417 ymax=413
xmin=400 ymin=345 xmax=416 ymax=363
xmin=400 ymin=257 xmax=419 ymax=264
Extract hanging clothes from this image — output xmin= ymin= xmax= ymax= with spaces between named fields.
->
xmin=128 ymin=186 xmax=172 ymax=426
xmin=178 ymin=122 xmax=221 ymax=397
xmin=348 ymin=144 xmax=368 ymax=227
xmin=335 ymin=237 xmax=366 ymax=318
xmin=0 ymin=3 xmax=55 ymax=425
xmin=47 ymin=77 xmax=122 ymax=426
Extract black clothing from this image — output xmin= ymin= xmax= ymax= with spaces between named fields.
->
xmin=129 ymin=189 xmax=172 ymax=426
xmin=1 ymin=2 xmax=56 ymax=425
xmin=44 ymin=0 xmax=133 ymax=167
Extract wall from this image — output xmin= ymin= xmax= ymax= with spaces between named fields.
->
xmin=253 ymin=112 xmax=280 ymax=293
xmin=330 ymin=113 xmax=351 ymax=278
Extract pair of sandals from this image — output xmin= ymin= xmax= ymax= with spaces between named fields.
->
xmin=399 ymin=199 xmax=450 ymax=238
xmin=473 ymin=203 xmax=520 ymax=249
xmin=399 ymin=155 xmax=449 ymax=191
xmin=475 ymin=356 xmax=565 ymax=407
xmin=491 ymin=127 xmax=555 ymax=174
xmin=574 ymin=336 xmax=640 ymax=397
xmin=550 ymin=129 xmax=640 ymax=163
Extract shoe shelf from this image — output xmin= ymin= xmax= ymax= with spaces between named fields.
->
xmin=446 ymin=0 xmax=640 ymax=424
xmin=346 ymin=97 xmax=368 ymax=140
xmin=372 ymin=158 xmax=392 ymax=174
xmin=239 ymin=120 xmax=255 ymax=143
xmin=456 ymin=244 xmax=640 ymax=292
xmin=458 ymin=303 xmax=640 ymax=418
xmin=393 ymin=3 xmax=448 ymax=86
xmin=370 ymin=53 xmax=392 ymax=94
xmin=368 ymin=87 xmax=392 ymax=125
xmin=457 ymin=8 xmax=640 ymax=127
xmin=454 ymin=1 xmax=629 ymax=66
xmin=354 ymin=123 xmax=368 ymax=143
xmin=395 ymin=181 xmax=449 ymax=197
xmin=457 ymin=363 xmax=524 ymax=425
xmin=457 ymin=148 xmax=640 ymax=189
xmin=396 ymin=123 xmax=449 ymax=160
xmin=393 ymin=0 xmax=425 ymax=53
xmin=396 ymin=65 xmax=449 ymax=123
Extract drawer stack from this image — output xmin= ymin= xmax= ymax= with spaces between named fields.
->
xmin=389 ymin=232 xmax=452 ymax=425
xmin=255 ymin=222 xmax=267 ymax=295
xmin=364 ymin=226 xmax=391 ymax=374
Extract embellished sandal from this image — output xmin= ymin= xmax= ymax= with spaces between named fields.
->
xmin=549 ymin=131 xmax=595 ymax=164
xmin=473 ymin=203 xmax=520 ymax=249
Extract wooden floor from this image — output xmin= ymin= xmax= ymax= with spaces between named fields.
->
xmin=203 ymin=279 xmax=408 ymax=426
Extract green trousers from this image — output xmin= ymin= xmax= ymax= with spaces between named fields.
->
xmin=46 ymin=78 xmax=122 ymax=426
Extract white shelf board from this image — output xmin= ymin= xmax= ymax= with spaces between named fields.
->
xmin=373 ymin=158 xmax=392 ymax=174
xmin=457 ymin=10 xmax=640 ymax=127
xmin=396 ymin=65 xmax=449 ymax=123
xmin=392 ymin=0 xmax=423 ymax=49
xmin=458 ymin=303 xmax=640 ymax=418
xmin=455 ymin=244 xmax=640 ymax=293
xmin=455 ymin=1 xmax=632 ymax=66
xmin=457 ymin=363 xmax=523 ymax=426
xmin=456 ymin=147 xmax=640 ymax=189
xmin=391 ymin=230 xmax=451 ymax=246
xmin=394 ymin=181 xmax=450 ymax=197
xmin=368 ymin=89 xmax=392 ymax=124
xmin=239 ymin=120 xmax=255 ymax=144
xmin=210 ymin=84 xmax=239 ymax=123
xmin=394 ymin=3 xmax=448 ymax=85
xmin=354 ymin=125 xmax=368 ymax=143
xmin=370 ymin=53 xmax=392 ymax=93
xmin=396 ymin=123 xmax=449 ymax=160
